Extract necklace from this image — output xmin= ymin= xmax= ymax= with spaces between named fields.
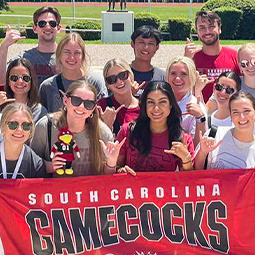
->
xmin=231 ymin=130 xmax=255 ymax=151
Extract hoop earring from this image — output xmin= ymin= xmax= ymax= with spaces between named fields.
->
xmin=63 ymin=106 xmax=67 ymax=111
xmin=89 ymin=113 xmax=93 ymax=118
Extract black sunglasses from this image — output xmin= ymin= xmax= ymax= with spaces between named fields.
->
xmin=37 ymin=20 xmax=58 ymax=28
xmin=68 ymin=95 xmax=96 ymax=110
xmin=240 ymin=58 xmax=255 ymax=68
xmin=105 ymin=70 xmax=129 ymax=85
xmin=215 ymin=83 xmax=235 ymax=95
xmin=9 ymin=74 xmax=31 ymax=83
xmin=6 ymin=121 xmax=32 ymax=131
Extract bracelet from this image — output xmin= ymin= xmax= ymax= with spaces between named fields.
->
xmin=182 ymin=160 xmax=192 ymax=165
xmin=105 ymin=162 xmax=116 ymax=169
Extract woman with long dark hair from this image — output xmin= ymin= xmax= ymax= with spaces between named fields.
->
xmin=115 ymin=81 xmax=194 ymax=173
xmin=0 ymin=58 xmax=47 ymax=123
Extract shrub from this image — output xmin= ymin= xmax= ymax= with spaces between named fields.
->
xmin=0 ymin=23 xmax=6 ymax=38
xmin=168 ymin=18 xmax=192 ymax=40
xmin=134 ymin=12 xmax=160 ymax=30
xmin=202 ymin=0 xmax=255 ymax=39
xmin=66 ymin=20 xmax=101 ymax=40
xmin=25 ymin=21 xmax=37 ymax=39
xmin=159 ymin=22 xmax=170 ymax=41
xmin=213 ymin=7 xmax=242 ymax=39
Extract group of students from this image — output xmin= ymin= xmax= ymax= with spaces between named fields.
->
xmin=0 ymin=6 xmax=255 ymax=179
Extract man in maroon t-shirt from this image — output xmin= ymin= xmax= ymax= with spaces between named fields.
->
xmin=185 ymin=11 xmax=239 ymax=107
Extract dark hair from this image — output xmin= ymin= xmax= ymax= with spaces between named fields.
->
xmin=217 ymin=71 xmax=241 ymax=91
xmin=6 ymin=58 xmax=39 ymax=107
xmin=131 ymin=25 xmax=162 ymax=45
xmin=129 ymin=81 xmax=182 ymax=156
xmin=33 ymin=6 xmax=61 ymax=25
xmin=229 ymin=90 xmax=255 ymax=112
xmin=195 ymin=11 xmax=221 ymax=29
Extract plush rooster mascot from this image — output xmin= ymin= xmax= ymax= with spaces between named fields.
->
xmin=50 ymin=128 xmax=80 ymax=175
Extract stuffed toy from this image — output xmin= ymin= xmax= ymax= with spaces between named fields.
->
xmin=50 ymin=127 xmax=80 ymax=175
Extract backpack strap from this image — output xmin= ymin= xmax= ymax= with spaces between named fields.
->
xmin=204 ymin=125 xmax=218 ymax=169
xmin=47 ymin=114 xmax=52 ymax=157
xmin=56 ymin=74 xmax=65 ymax=97
xmin=106 ymin=97 xmax=121 ymax=134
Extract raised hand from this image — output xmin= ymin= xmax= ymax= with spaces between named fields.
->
xmin=99 ymin=137 xmax=126 ymax=167
xmin=0 ymin=91 xmax=16 ymax=106
xmin=194 ymin=71 xmax=212 ymax=97
xmin=97 ymin=104 xmax=125 ymax=130
xmin=164 ymin=133 xmax=191 ymax=163
xmin=199 ymin=130 xmax=222 ymax=155
xmin=51 ymin=152 xmax=66 ymax=173
xmin=184 ymin=96 xmax=204 ymax=118
xmin=184 ymin=38 xmax=201 ymax=59
xmin=1 ymin=25 xmax=26 ymax=48
xmin=131 ymin=81 xmax=146 ymax=96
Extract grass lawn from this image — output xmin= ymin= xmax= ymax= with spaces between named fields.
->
xmin=0 ymin=4 xmax=201 ymax=26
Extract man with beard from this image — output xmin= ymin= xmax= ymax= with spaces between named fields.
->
xmin=0 ymin=6 xmax=61 ymax=86
xmin=185 ymin=11 xmax=239 ymax=104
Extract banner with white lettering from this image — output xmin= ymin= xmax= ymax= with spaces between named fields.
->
xmin=0 ymin=169 xmax=254 ymax=255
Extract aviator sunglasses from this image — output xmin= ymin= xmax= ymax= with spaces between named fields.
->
xmin=6 ymin=121 xmax=32 ymax=131
xmin=215 ymin=83 xmax=235 ymax=95
xmin=240 ymin=58 xmax=255 ymax=68
xmin=9 ymin=74 xmax=31 ymax=83
xmin=105 ymin=70 xmax=129 ymax=85
xmin=67 ymin=95 xmax=96 ymax=110
xmin=37 ymin=20 xmax=58 ymax=28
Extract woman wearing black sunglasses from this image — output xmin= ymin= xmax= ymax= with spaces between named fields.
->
xmin=39 ymin=32 xmax=107 ymax=113
xmin=31 ymin=80 xmax=121 ymax=177
xmin=0 ymin=102 xmax=47 ymax=179
xmin=210 ymin=71 xmax=241 ymax=127
xmin=0 ymin=58 xmax=47 ymax=123
xmin=98 ymin=58 xmax=139 ymax=135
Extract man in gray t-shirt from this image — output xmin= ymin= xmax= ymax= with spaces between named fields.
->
xmin=0 ymin=6 xmax=61 ymax=86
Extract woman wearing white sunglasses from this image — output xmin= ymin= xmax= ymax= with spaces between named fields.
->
xmin=0 ymin=102 xmax=47 ymax=179
xmin=31 ymin=80 xmax=123 ymax=177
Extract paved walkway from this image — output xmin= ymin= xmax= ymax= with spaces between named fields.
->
xmin=7 ymin=43 xmax=241 ymax=74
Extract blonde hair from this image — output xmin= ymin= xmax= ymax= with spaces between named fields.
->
xmin=53 ymin=80 xmax=103 ymax=174
xmin=238 ymin=43 xmax=255 ymax=62
xmin=166 ymin=56 xmax=197 ymax=91
xmin=103 ymin=58 xmax=134 ymax=85
xmin=1 ymin=102 xmax=35 ymax=141
xmin=56 ymin=32 xmax=88 ymax=75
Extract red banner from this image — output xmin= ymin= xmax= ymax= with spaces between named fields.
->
xmin=0 ymin=169 xmax=254 ymax=255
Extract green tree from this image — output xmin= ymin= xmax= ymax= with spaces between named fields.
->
xmin=0 ymin=0 xmax=10 ymax=11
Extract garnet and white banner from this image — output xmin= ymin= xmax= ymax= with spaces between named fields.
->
xmin=0 ymin=169 xmax=254 ymax=255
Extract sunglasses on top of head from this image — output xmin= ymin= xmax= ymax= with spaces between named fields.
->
xmin=37 ymin=20 xmax=58 ymax=28
xmin=215 ymin=83 xmax=235 ymax=95
xmin=9 ymin=74 xmax=31 ymax=83
xmin=105 ymin=70 xmax=129 ymax=85
xmin=67 ymin=95 xmax=96 ymax=110
xmin=240 ymin=58 xmax=255 ymax=68
xmin=6 ymin=121 xmax=32 ymax=131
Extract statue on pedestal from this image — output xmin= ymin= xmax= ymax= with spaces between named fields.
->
xmin=108 ymin=0 xmax=127 ymax=11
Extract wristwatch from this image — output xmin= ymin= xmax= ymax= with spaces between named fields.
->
xmin=196 ymin=115 xmax=206 ymax=123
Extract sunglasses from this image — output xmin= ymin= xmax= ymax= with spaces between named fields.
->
xmin=9 ymin=74 xmax=31 ymax=83
xmin=215 ymin=83 xmax=235 ymax=95
xmin=240 ymin=58 xmax=255 ymax=68
xmin=6 ymin=121 xmax=32 ymax=131
xmin=68 ymin=95 xmax=96 ymax=110
xmin=105 ymin=70 xmax=129 ymax=85
xmin=37 ymin=20 xmax=58 ymax=28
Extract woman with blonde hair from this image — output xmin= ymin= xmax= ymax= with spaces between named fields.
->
xmin=39 ymin=32 xmax=107 ymax=113
xmin=98 ymin=58 xmax=139 ymax=135
xmin=0 ymin=102 xmax=47 ymax=178
xmin=31 ymin=80 xmax=121 ymax=177
xmin=166 ymin=56 xmax=207 ymax=145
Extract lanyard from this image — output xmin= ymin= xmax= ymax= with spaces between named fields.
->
xmin=0 ymin=141 xmax=25 ymax=179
